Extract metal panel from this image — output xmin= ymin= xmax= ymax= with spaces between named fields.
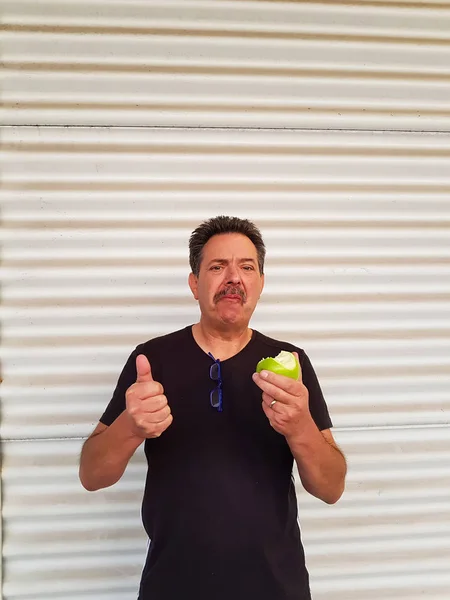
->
xmin=2 ymin=427 xmax=450 ymax=599
xmin=1 ymin=440 xmax=148 ymax=600
xmin=1 ymin=1 xmax=450 ymax=598
xmin=302 ymin=427 xmax=450 ymax=600
xmin=1 ymin=0 xmax=450 ymax=130
xmin=1 ymin=125 xmax=449 ymax=597
xmin=1 ymin=125 xmax=450 ymax=439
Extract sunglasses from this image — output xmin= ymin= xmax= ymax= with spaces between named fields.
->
xmin=208 ymin=352 xmax=223 ymax=412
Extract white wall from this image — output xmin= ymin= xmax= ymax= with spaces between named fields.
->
xmin=1 ymin=2 xmax=450 ymax=598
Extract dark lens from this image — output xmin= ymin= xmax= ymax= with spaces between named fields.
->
xmin=210 ymin=386 xmax=221 ymax=408
xmin=210 ymin=363 xmax=219 ymax=381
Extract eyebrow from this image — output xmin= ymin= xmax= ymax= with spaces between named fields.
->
xmin=207 ymin=258 xmax=257 ymax=266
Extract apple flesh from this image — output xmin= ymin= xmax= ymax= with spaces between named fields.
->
xmin=256 ymin=350 xmax=300 ymax=380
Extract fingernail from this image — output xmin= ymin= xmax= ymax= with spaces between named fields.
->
xmin=252 ymin=373 xmax=258 ymax=381
xmin=260 ymin=371 xmax=268 ymax=379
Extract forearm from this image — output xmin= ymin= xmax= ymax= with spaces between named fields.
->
xmin=287 ymin=418 xmax=346 ymax=504
xmin=79 ymin=412 xmax=144 ymax=492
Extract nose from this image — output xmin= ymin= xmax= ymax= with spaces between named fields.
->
xmin=225 ymin=264 xmax=241 ymax=285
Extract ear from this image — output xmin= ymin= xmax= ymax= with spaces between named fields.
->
xmin=259 ymin=273 xmax=265 ymax=297
xmin=188 ymin=272 xmax=199 ymax=300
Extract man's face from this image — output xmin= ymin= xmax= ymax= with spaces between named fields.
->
xmin=189 ymin=233 xmax=264 ymax=328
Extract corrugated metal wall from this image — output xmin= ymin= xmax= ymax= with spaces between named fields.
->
xmin=2 ymin=0 xmax=450 ymax=131
xmin=1 ymin=1 xmax=450 ymax=599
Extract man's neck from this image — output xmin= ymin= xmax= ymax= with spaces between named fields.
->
xmin=192 ymin=320 xmax=252 ymax=361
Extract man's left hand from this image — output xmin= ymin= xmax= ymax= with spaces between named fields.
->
xmin=252 ymin=352 xmax=312 ymax=439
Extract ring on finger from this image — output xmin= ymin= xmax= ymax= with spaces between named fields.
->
xmin=270 ymin=400 xmax=277 ymax=408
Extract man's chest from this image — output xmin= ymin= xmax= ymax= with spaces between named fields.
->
xmin=152 ymin=359 xmax=286 ymax=454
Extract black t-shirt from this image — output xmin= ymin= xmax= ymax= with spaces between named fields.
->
xmin=100 ymin=325 xmax=332 ymax=600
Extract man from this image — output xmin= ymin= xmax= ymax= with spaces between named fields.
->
xmin=79 ymin=215 xmax=346 ymax=600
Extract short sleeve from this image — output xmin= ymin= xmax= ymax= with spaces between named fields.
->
xmin=99 ymin=347 xmax=139 ymax=426
xmin=299 ymin=351 xmax=333 ymax=431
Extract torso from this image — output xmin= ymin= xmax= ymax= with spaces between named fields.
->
xmin=136 ymin=325 xmax=312 ymax=600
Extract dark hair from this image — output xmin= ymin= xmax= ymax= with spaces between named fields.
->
xmin=189 ymin=215 xmax=266 ymax=276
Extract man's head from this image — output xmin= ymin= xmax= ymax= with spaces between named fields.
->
xmin=189 ymin=216 xmax=266 ymax=277
xmin=188 ymin=216 xmax=265 ymax=329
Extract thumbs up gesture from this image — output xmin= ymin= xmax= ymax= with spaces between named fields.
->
xmin=125 ymin=354 xmax=173 ymax=439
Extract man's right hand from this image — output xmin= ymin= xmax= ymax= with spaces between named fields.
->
xmin=125 ymin=354 xmax=173 ymax=439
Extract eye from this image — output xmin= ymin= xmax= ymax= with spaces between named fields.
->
xmin=242 ymin=265 xmax=255 ymax=271
xmin=210 ymin=265 xmax=222 ymax=271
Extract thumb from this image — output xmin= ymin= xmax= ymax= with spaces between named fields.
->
xmin=136 ymin=354 xmax=154 ymax=383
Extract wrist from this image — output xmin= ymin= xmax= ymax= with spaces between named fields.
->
xmin=285 ymin=414 xmax=318 ymax=450
xmin=116 ymin=412 xmax=146 ymax=446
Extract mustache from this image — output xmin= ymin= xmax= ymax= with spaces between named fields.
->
xmin=213 ymin=286 xmax=246 ymax=304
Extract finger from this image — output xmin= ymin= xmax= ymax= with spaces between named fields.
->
xmin=154 ymin=413 xmax=173 ymax=434
xmin=262 ymin=392 xmax=282 ymax=413
xmin=261 ymin=399 xmax=274 ymax=420
xmin=146 ymin=404 xmax=172 ymax=424
xmin=136 ymin=354 xmax=154 ymax=383
xmin=133 ymin=413 xmax=173 ymax=438
xmin=252 ymin=370 xmax=302 ymax=399
xmin=261 ymin=391 xmax=274 ymax=407
xmin=140 ymin=394 xmax=168 ymax=413
xmin=128 ymin=380 xmax=164 ymax=401
xmin=253 ymin=372 xmax=294 ymax=404
xmin=262 ymin=400 xmax=294 ymax=433
xmin=261 ymin=401 xmax=280 ymax=431
xmin=129 ymin=405 xmax=171 ymax=428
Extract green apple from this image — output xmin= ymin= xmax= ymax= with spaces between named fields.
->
xmin=256 ymin=350 xmax=300 ymax=380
